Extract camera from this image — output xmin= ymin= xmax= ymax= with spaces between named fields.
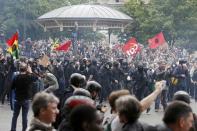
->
xmin=179 ymin=59 xmax=187 ymax=64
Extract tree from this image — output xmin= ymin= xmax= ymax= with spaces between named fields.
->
xmin=121 ymin=0 xmax=197 ymax=48
xmin=0 ymin=0 xmax=96 ymax=40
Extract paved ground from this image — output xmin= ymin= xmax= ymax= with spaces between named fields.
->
xmin=139 ymin=99 xmax=197 ymax=125
xmin=0 ymin=100 xmax=196 ymax=131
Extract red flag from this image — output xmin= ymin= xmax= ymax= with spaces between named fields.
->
xmin=6 ymin=32 xmax=18 ymax=47
xmin=122 ymin=37 xmax=140 ymax=56
xmin=148 ymin=32 xmax=166 ymax=49
xmin=55 ymin=40 xmax=72 ymax=52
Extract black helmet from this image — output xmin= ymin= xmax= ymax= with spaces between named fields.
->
xmin=73 ymin=88 xmax=91 ymax=98
xmin=179 ymin=58 xmax=187 ymax=64
xmin=113 ymin=61 xmax=120 ymax=68
xmin=137 ymin=64 xmax=144 ymax=71
xmin=105 ymin=61 xmax=112 ymax=69
xmin=70 ymin=73 xmax=86 ymax=88
xmin=173 ymin=91 xmax=190 ymax=104
xmin=86 ymin=81 xmax=102 ymax=93
xmin=92 ymin=59 xmax=97 ymax=66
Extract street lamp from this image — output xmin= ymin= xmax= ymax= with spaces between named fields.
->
xmin=71 ymin=21 xmax=78 ymax=55
xmin=23 ymin=0 xmax=27 ymax=42
xmin=93 ymin=21 xmax=97 ymax=43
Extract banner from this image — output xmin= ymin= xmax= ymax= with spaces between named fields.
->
xmin=38 ymin=55 xmax=50 ymax=67
xmin=148 ymin=32 xmax=166 ymax=49
xmin=54 ymin=40 xmax=72 ymax=52
xmin=122 ymin=37 xmax=141 ymax=56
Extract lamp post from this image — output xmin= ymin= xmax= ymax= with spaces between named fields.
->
xmin=23 ymin=0 xmax=27 ymax=42
xmin=93 ymin=21 xmax=97 ymax=44
xmin=108 ymin=28 xmax=112 ymax=45
xmin=71 ymin=21 xmax=78 ymax=55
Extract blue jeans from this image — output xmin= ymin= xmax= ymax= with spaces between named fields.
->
xmin=11 ymin=100 xmax=30 ymax=131
xmin=176 ymin=80 xmax=187 ymax=92
xmin=155 ymin=90 xmax=167 ymax=110
xmin=9 ymin=90 xmax=15 ymax=110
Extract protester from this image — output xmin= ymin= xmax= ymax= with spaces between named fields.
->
xmin=41 ymin=69 xmax=59 ymax=93
xmin=154 ymin=61 xmax=168 ymax=111
xmin=162 ymin=101 xmax=194 ymax=131
xmin=69 ymin=105 xmax=103 ymax=131
xmin=115 ymin=95 xmax=156 ymax=131
xmin=73 ymin=88 xmax=91 ymax=98
xmin=173 ymin=59 xmax=189 ymax=92
xmin=104 ymin=81 xmax=164 ymax=131
xmin=27 ymin=92 xmax=59 ymax=131
xmin=0 ymin=35 xmax=195 ymax=131
xmin=10 ymin=62 xmax=38 ymax=131
xmin=86 ymin=81 xmax=102 ymax=100
xmin=172 ymin=91 xmax=197 ymax=131
xmin=58 ymin=95 xmax=95 ymax=131
xmin=53 ymin=72 xmax=87 ymax=129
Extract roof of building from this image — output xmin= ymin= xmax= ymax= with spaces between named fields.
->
xmin=38 ymin=4 xmax=132 ymax=21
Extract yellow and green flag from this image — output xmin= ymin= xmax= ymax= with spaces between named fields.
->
xmin=51 ymin=38 xmax=60 ymax=50
xmin=6 ymin=32 xmax=19 ymax=59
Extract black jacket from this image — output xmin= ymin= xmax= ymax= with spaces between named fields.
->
xmin=28 ymin=118 xmax=56 ymax=131
xmin=12 ymin=73 xmax=38 ymax=101
xmin=123 ymin=121 xmax=157 ymax=131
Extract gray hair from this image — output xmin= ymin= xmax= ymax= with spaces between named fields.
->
xmin=32 ymin=92 xmax=59 ymax=117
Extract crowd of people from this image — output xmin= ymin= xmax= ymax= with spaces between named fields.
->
xmin=0 ymin=38 xmax=196 ymax=131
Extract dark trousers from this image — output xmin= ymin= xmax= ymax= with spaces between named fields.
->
xmin=194 ymin=83 xmax=197 ymax=100
xmin=0 ymin=74 xmax=5 ymax=99
xmin=155 ymin=90 xmax=167 ymax=110
xmin=9 ymin=90 xmax=15 ymax=110
xmin=10 ymin=100 xmax=30 ymax=131
xmin=135 ymin=87 xmax=147 ymax=101
xmin=168 ymin=85 xmax=176 ymax=101
xmin=100 ymin=85 xmax=111 ymax=103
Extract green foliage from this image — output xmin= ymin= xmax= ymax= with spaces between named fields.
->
xmin=0 ymin=0 xmax=96 ymax=40
xmin=0 ymin=0 xmax=196 ymax=49
xmin=121 ymin=0 xmax=197 ymax=48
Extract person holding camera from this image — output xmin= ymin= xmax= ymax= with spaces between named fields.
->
xmin=153 ymin=61 xmax=169 ymax=112
xmin=10 ymin=62 xmax=38 ymax=131
xmin=173 ymin=59 xmax=189 ymax=92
